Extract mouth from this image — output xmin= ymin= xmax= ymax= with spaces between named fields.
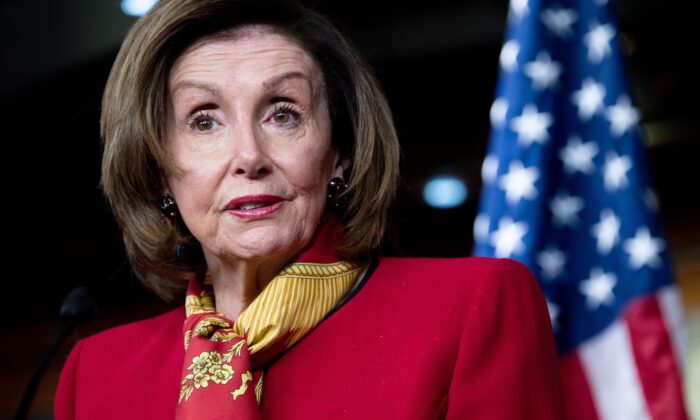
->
xmin=225 ymin=195 xmax=285 ymax=219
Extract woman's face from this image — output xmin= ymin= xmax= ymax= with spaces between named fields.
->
xmin=165 ymin=26 xmax=343 ymax=268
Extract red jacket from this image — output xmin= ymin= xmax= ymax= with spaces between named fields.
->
xmin=55 ymin=257 xmax=566 ymax=419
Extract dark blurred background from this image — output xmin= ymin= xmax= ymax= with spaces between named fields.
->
xmin=1 ymin=0 xmax=698 ymax=418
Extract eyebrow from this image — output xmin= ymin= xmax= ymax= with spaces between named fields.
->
xmin=262 ymin=71 xmax=321 ymax=101
xmin=171 ymin=81 xmax=221 ymax=96
xmin=262 ymin=71 xmax=307 ymax=91
xmin=170 ymin=71 xmax=322 ymax=100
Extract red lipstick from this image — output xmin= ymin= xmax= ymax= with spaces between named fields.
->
xmin=225 ymin=195 xmax=285 ymax=219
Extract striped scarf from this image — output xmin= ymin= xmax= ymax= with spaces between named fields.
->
xmin=175 ymin=221 xmax=361 ymax=418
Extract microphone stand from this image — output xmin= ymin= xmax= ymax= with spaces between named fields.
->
xmin=15 ymin=287 xmax=95 ymax=420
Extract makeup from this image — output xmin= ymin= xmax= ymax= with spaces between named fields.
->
xmin=225 ymin=195 xmax=285 ymax=219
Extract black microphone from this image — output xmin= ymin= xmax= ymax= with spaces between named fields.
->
xmin=15 ymin=287 xmax=96 ymax=420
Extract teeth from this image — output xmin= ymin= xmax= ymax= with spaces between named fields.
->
xmin=239 ymin=203 xmax=268 ymax=210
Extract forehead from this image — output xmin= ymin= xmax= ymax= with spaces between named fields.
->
xmin=169 ymin=25 xmax=323 ymax=93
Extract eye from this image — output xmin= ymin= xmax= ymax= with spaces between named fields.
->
xmin=269 ymin=104 xmax=301 ymax=127
xmin=188 ymin=112 xmax=219 ymax=132
xmin=272 ymin=110 xmax=292 ymax=124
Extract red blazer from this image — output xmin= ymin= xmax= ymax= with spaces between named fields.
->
xmin=55 ymin=257 xmax=566 ymax=419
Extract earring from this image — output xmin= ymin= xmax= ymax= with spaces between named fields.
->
xmin=157 ymin=195 xmax=200 ymax=262
xmin=176 ymin=243 xmax=189 ymax=258
xmin=327 ymin=177 xmax=348 ymax=208
xmin=158 ymin=194 xmax=178 ymax=221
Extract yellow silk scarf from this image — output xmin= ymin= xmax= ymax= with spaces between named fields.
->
xmin=176 ymin=261 xmax=362 ymax=419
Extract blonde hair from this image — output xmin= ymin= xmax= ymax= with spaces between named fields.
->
xmin=101 ymin=0 xmax=400 ymax=300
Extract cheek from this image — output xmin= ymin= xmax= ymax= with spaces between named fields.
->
xmin=167 ymin=141 xmax=229 ymax=193
xmin=291 ymin=110 xmax=335 ymax=192
xmin=284 ymin=147 xmax=336 ymax=195
xmin=165 ymin=162 xmax=229 ymax=227
xmin=169 ymin=141 xmax=226 ymax=174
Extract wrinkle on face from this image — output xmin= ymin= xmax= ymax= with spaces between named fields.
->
xmin=163 ymin=25 xmax=343 ymax=318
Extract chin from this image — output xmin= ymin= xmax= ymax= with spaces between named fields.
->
xmin=220 ymin=227 xmax=310 ymax=263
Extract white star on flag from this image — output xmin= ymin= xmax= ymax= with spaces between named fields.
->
xmin=500 ymin=40 xmax=520 ymax=72
xmin=473 ymin=213 xmax=490 ymax=242
xmin=591 ymin=209 xmax=621 ymax=254
xmin=490 ymin=98 xmax=508 ymax=128
xmin=499 ymin=161 xmax=540 ymax=204
xmin=510 ymin=104 xmax=553 ymax=146
xmin=583 ymin=22 xmax=615 ymax=64
xmin=579 ymin=268 xmax=617 ymax=310
xmin=537 ymin=247 xmax=567 ymax=280
xmin=481 ymin=155 xmax=499 ymax=184
xmin=510 ymin=0 xmax=529 ymax=20
xmin=605 ymin=95 xmax=640 ymax=136
xmin=490 ymin=217 xmax=528 ymax=258
xmin=540 ymin=8 xmax=578 ymax=39
xmin=559 ymin=136 xmax=599 ymax=174
xmin=603 ymin=152 xmax=632 ymax=191
xmin=524 ymin=52 xmax=563 ymax=91
xmin=547 ymin=300 xmax=560 ymax=330
xmin=550 ymin=193 xmax=584 ymax=227
xmin=623 ymin=227 xmax=665 ymax=269
xmin=572 ymin=78 xmax=606 ymax=121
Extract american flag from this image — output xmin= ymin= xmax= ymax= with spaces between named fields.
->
xmin=472 ymin=0 xmax=689 ymax=418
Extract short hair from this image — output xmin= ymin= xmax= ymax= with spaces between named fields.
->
xmin=100 ymin=0 xmax=400 ymax=300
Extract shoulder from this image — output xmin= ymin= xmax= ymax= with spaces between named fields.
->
xmin=374 ymin=256 xmax=540 ymax=301
xmin=79 ymin=306 xmax=185 ymax=351
xmin=356 ymin=256 xmax=548 ymax=341
xmin=55 ymin=307 xmax=186 ymax=419
xmin=377 ymin=255 xmax=532 ymax=276
xmin=65 ymin=306 xmax=185 ymax=372
xmin=371 ymin=256 xmax=550 ymax=340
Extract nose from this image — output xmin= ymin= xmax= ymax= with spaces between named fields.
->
xmin=229 ymin=124 xmax=271 ymax=179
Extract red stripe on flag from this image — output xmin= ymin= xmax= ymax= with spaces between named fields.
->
xmin=625 ymin=294 xmax=688 ymax=420
xmin=559 ymin=352 xmax=600 ymax=420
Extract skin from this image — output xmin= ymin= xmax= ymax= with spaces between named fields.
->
xmin=165 ymin=25 xmax=344 ymax=319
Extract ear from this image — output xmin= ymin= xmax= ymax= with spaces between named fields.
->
xmin=332 ymin=154 xmax=351 ymax=179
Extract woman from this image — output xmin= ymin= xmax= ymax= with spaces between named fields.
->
xmin=55 ymin=0 xmax=566 ymax=418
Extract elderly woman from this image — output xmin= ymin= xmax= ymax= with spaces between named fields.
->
xmin=55 ymin=0 xmax=565 ymax=419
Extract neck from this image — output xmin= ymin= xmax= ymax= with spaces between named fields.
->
xmin=204 ymin=214 xmax=344 ymax=319
xmin=206 ymin=256 xmax=283 ymax=319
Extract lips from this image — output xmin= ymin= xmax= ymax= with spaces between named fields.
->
xmin=225 ymin=195 xmax=285 ymax=219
